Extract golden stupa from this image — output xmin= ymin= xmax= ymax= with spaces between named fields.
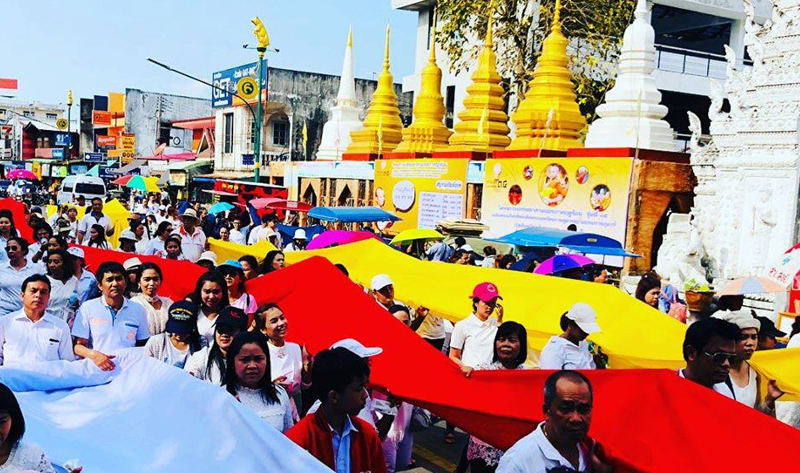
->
xmin=392 ymin=25 xmax=453 ymax=154
xmin=507 ymin=0 xmax=585 ymax=151
xmin=448 ymin=17 xmax=511 ymax=151
xmin=345 ymin=25 xmax=404 ymax=155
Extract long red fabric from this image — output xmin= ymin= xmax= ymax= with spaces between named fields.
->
xmin=5 ymin=199 xmax=800 ymax=472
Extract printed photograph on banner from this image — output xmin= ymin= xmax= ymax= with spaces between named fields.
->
xmin=373 ymin=159 xmax=469 ymax=234
xmin=481 ymin=157 xmax=634 ymax=244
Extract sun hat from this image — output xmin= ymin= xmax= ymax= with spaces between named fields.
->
xmin=293 ymin=229 xmax=307 ymax=240
xmin=123 ymin=257 xmax=143 ymax=272
xmin=180 ymin=208 xmax=199 ymax=221
xmin=197 ymin=251 xmax=218 ymax=265
xmin=565 ymin=302 xmax=601 ymax=334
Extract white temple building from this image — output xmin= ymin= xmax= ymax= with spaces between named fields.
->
xmin=316 ymin=29 xmax=364 ymax=161
xmin=584 ymin=0 xmax=675 ymax=151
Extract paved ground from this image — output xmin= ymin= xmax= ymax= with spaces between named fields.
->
xmin=407 ymin=421 xmax=469 ymax=473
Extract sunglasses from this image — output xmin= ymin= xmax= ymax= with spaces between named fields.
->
xmin=5 ymin=246 xmax=19 ymax=252
xmin=217 ymin=326 xmax=240 ymax=336
xmin=702 ymin=351 xmax=737 ymax=364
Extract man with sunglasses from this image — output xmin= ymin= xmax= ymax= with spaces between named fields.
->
xmin=679 ymin=317 xmax=740 ymax=398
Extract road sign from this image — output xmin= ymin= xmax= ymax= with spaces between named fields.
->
xmin=211 ymin=60 xmax=267 ymax=108
xmin=242 ymin=153 xmax=254 ymax=166
xmin=84 ymin=152 xmax=104 ymax=163
xmin=52 ymin=149 xmax=64 ymax=159
xmin=55 ymin=118 xmax=68 ymax=130
xmin=237 ymin=77 xmax=258 ymax=100
xmin=55 ymin=133 xmax=70 ymax=147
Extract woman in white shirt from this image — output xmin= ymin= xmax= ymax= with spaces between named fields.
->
xmin=131 ymin=262 xmax=174 ymax=335
xmin=145 ymin=301 xmax=204 ymax=369
xmin=223 ymin=331 xmax=294 ymax=433
xmin=189 ymin=272 xmax=229 ymax=346
xmin=44 ymin=250 xmax=79 ymax=325
xmin=143 ymin=221 xmax=173 ymax=258
xmin=0 ymin=383 xmax=82 ymax=473
xmin=219 ymin=260 xmax=257 ymax=319
xmin=85 ymin=224 xmax=110 ymax=250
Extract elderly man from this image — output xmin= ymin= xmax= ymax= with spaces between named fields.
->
xmin=77 ymin=197 xmax=114 ymax=244
xmin=539 ymin=303 xmax=602 ymax=370
xmin=679 ymin=317 xmax=740 ymax=398
xmin=497 ymin=371 xmax=611 ymax=473
xmin=173 ymin=208 xmax=206 ymax=262
xmin=0 ymin=274 xmax=74 ymax=365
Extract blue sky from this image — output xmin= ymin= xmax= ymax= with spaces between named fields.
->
xmin=1 ymin=0 xmax=417 ymax=106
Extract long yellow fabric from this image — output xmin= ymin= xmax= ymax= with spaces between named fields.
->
xmin=47 ymin=199 xmax=129 ymax=248
xmin=208 ymin=238 xmax=277 ymax=264
xmin=750 ymin=348 xmax=800 ymax=402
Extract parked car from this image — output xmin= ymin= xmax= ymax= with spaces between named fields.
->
xmin=57 ymin=174 xmax=107 ymax=204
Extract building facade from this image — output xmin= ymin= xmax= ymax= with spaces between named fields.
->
xmin=0 ymin=100 xmax=66 ymax=159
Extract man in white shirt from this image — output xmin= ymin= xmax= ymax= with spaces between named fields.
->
xmin=539 ymin=303 xmax=602 ymax=370
xmin=497 ymin=371 xmax=612 ymax=473
xmin=172 ymin=208 xmax=206 ymax=262
xmin=229 ymin=217 xmax=247 ymax=245
xmin=76 ymin=197 xmax=114 ymax=244
xmin=72 ymin=261 xmax=149 ymax=371
xmin=678 ymin=317 xmax=740 ymax=399
xmin=449 ymin=282 xmax=504 ymax=377
xmin=0 ymin=274 xmax=74 ymax=365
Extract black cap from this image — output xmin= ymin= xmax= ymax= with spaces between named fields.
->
xmin=166 ymin=301 xmax=199 ymax=334
xmin=216 ymin=306 xmax=248 ymax=331
xmin=755 ymin=315 xmax=786 ymax=338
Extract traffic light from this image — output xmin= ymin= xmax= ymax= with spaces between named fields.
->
xmin=251 ymin=17 xmax=270 ymax=49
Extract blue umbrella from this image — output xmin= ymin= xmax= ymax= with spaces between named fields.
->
xmin=208 ymin=202 xmax=234 ymax=215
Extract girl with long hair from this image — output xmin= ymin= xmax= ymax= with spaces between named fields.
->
xmin=190 ymin=271 xmax=229 ymax=346
xmin=258 ymin=250 xmax=285 ymax=275
xmin=131 ymin=262 xmax=174 ymax=336
xmin=86 ymin=224 xmax=109 ymax=250
xmin=184 ymin=306 xmax=247 ymax=385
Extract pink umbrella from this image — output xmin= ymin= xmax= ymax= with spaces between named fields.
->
xmin=306 ymin=230 xmax=381 ymax=250
xmin=534 ymin=254 xmax=596 ymax=275
xmin=6 ymin=169 xmax=37 ymax=181
xmin=250 ymin=197 xmax=283 ymax=209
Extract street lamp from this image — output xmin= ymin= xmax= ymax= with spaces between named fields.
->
xmin=251 ymin=16 xmax=270 ymax=182
xmin=66 ymin=90 xmax=73 ymax=158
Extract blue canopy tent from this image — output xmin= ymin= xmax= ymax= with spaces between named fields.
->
xmin=308 ymin=206 xmax=401 ymax=223
xmin=493 ymin=227 xmax=640 ymax=258
xmin=277 ymin=224 xmax=326 ymax=247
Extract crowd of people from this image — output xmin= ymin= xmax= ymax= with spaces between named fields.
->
xmin=0 ymin=193 xmax=796 ymax=473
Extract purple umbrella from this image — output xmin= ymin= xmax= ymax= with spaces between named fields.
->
xmin=534 ymin=254 xmax=596 ymax=275
xmin=306 ymin=230 xmax=381 ymax=250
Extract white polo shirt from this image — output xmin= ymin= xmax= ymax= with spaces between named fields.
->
xmin=173 ymin=226 xmax=206 ymax=262
xmin=0 ymin=261 xmax=45 ymax=317
xmin=450 ymin=313 xmax=499 ymax=368
xmin=72 ymin=297 xmax=150 ymax=353
xmin=496 ymin=422 xmax=587 ymax=473
xmin=539 ymin=336 xmax=596 ymax=370
xmin=78 ymin=212 xmax=113 ymax=244
xmin=229 ymin=229 xmax=246 ymax=245
xmin=0 ymin=309 xmax=75 ymax=366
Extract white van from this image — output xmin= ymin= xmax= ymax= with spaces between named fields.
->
xmin=57 ymin=174 xmax=107 ymax=205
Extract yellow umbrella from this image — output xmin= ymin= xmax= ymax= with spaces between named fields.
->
xmin=390 ymin=228 xmax=444 ymax=246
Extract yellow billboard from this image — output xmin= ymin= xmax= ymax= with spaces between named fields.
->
xmin=481 ymin=157 xmax=634 ymax=243
xmin=373 ymin=159 xmax=469 ymax=234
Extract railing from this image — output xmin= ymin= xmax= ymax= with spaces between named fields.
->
xmin=655 ymin=44 xmax=753 ymax=79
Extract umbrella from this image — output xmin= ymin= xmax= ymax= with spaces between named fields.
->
xmin=390 ymin=228 xmax=444 ymax=246
xmin=7 ymin=169 xmax=37 ymax=181
xmin=534 ymin=254 xmax=596 ymax=275
xmin=265 ymin=199 xmax=313 ymax=213
xmin=125 ymin=175 xmax=160 ymax=193
xmin=250 ymin=198 xmax=283 ymax=209
xmin=306 ymin=230 xmax=381 ymax=250
xmin=718 ymin=276 xmax=786 ymax=296
xmin=112 ymin=175 xmax=133 ymax=186
xmin=208 ymin=202 xmax=234 ymax=215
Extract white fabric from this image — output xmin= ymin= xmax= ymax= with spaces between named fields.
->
xmin=0 ymin=442 xmax=54 ymax=472
xmin=0 ymin=310 xmax=74 ymax=365
xmin=450 ymin=313 xmax=499 ymax=368
xmin=496 ymin=422 xmax=587 ymax=473
xmin=730 ymin=366 xmax=758 ymax=408
xmin=45 ymin=275 xmax=79 ymax=323
xmin=267 ymin=341 xmax=303 ymax=396
xmin=130 ymin=294 xmax=173 ymax=336
xmin=71 ymin=297 xmax=149 ymax=353
xmin=538 ymin=336 xmax=596 ymax=370
xmin=236 ymin=385 xmax=295 ymax=433
xmin=1 ymin=351 xmax=331 ymax=473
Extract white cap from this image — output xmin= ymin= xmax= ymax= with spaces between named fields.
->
xmin=119 ymin=229 xmax=137 ymax=241
xmin=123 ymin=257 xmax=143 ymax=271
xmin=198 ymin=251 xmax=218 ymax=265
xmin=294 ymin=229 xmax=307 ymax=240
xmin=330 ymin=338 xmax=383 ymax=358
xmin=371 ymin=274 xmax=393 ymax=291
xmin=159 ymin=205 xmax=166 ymax=211
xmin=565 ymin=303 xmax=601 ymax=334
xmin=713 ymin=309 xmax=761 ymax=331
xmin=67 ymin=247 xmax=85 ymax=260
xmin=461 ymin=244 xmax=475 ymax=253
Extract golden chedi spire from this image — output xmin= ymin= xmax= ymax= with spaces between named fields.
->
xmin=393 ymin=21 xmax=453 ymax=154
xmin=448 ymin=15 xmax=511 ymax=151
xmin=346 ymin=25 xmax=404 ymax=155
xmin=507 ymin=0 xmax=586 ymax=151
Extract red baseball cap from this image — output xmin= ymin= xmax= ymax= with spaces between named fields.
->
xmin=471 ymin=282 xmax=502 ymax=302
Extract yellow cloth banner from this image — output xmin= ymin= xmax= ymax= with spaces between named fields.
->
xmin=47 ymin=199 xmax=129 ymax=248
xmin=750 ymin=347 xmax=800 ymax=402
xmin=46 ymin=204 xmax=86 ymax=221
xmin=208 ymin=238 xmax=277 ymax=264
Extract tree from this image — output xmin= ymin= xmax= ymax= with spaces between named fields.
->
xmin=436 ymin=0 xmax=636 ymax=121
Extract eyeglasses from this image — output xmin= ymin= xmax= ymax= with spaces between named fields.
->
xmin=702 ymin=351 xmax=738 ymax=364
